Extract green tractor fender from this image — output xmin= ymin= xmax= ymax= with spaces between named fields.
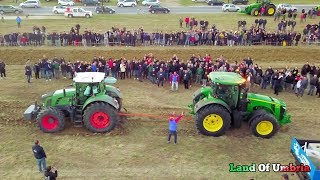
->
xmin=82 ymin=95 xmax=119 ymax=111
xmin=194 ymin=97 xmax=231 ymax=114
xmin=105 ymin=85 xmax=122 ymax=99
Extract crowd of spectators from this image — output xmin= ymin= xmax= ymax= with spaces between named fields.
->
xmin=14 ymin=53 xmax=320 ymax=98
xmin=0 ymin=13 xmax=320 ymax=47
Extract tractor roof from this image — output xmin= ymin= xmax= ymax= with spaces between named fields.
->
xmin=209 ymin=72 xmax=246 ymax=85
xmin=73 ymin=72 xmax=105 ymax=83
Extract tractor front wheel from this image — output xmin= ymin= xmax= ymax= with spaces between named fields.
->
xmin=251 ymin=8 xmax=259 ymax=16
xmin=265 ymin=4 xmax=276 ymax=16
xmin=195 ymin=105 xmax=231 ymax=136
xmin=250 ymin=113 xmax=279 ymax=138
xmin=83 ymin=102 xmax=118 ymax=133
xmin=36 ymin=108 xmax=65 ymax=133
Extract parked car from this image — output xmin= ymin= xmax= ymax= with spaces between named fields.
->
xmin=149 ymin=4 xmax=169 ymax=13
xmin=207 ymin=0 xmax=224 ymax=6
xmin=82 ymin=0 xmax=100 ymax=6
xmin=58 ymin=0 xmax=75 ymax=6
xmin=142 ymin=0 xmax=159 ymax=6
xmin=0 ymin=5 xmax=23 ymax=14
xmin=65 ymin=7 xmax=93 ymax=18
xmin=277 ymin=4 xmax=297 ymax=12
xmin=19 ymin=0 xmax=41 ymax=8
xmin=95 ymin=6 xmax=115 ymax=14
xmin=52 ymin=5 xmax=67 ymax=14
xmin=222 ymin=4 xmax=240 ymax=12
xmin=117 ymin=0 xmax=137 ymax=7
xmin=232 ymin=0 xmax=248 ymax=5
xmin=192 ymin=0 xmax=207 ymax=2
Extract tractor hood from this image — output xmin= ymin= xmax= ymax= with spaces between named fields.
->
xmin=247 ymin=93 xmax=286 ymax=107
xmin=41 ymin=88 xmax=75 ymax=99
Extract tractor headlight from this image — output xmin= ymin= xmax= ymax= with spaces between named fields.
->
xmin=41 ymin=94 xmax=47 ymax=98
xmin=116 ymin=88 xmax=120 ymax=92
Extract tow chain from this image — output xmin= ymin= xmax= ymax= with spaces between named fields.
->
xmin=117 ymin=112 xmax=194 ymax=121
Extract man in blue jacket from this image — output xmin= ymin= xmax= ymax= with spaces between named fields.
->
xmin=168 ymin=112 xmax=184 ymax=144
xmin=32 ymin=140 xmax=47 ymax=173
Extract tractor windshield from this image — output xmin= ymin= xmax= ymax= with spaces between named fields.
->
xmin=212 ymin=83 xmax=239 ymax=109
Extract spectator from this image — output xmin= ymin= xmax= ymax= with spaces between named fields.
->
xmin=308 ymin=75 xmax=318 ymax=96
xmin=157 ymin=68 xmax=165 ymax=87
xmin=16 ymin=16 xmax=21 ymax=28
xmin=297 ymin=76 xmax=308 ymax=97
xmin=167 ymin=112 xmax=184 ymax=144
xmin=170 ymin=71 xmax=179 ymax=91
xmin=44 ymin=166 xmax=58 ymax=180
xmin=32 ymin=140 xmax=47 ymax=173
xmin=182 ymin=69 xmax=191 ymax=89
xmin=25 ymin=60 xmax=32 ymax=83
xmin=179 ymin=18 xmax=183 ymax=28
xmin=120 ymin=61 xmax=126 ymax=79
xmin=0 ymin=59 xmax=6 ymax=79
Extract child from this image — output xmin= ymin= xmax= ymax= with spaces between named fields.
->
xmin=168 ymin=112 xmax=184 ymax=144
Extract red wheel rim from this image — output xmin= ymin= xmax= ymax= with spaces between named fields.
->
xmin=90 ymin=112 xmax=110 ymax=129
xmin=41 ymin=115 xmax=58 ymax=131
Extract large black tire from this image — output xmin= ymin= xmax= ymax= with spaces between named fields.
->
xmin=232 ymin=111 xmax=242 ymax=128
xmin=195 ymin=105 xmax=231 ymax=136
xmin=248 ymin=109 xmax=267 ymax=127
xmin=265 ymin=4 xmax=276 ymax=16
xmin=251 ymin=8 xmax=259 ymax=16
xmin=250 ymin=113 xmax=279 ymax=138
xmin=36 ymin=108 xmax=65 ymax=133
xmin=83 ymin=102 xmax=118 ymax=133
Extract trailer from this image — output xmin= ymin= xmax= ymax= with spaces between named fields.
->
xmin=291 ymin=138 xmax=320 ymax=180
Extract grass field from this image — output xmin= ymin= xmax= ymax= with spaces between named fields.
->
xmin=0 ymin=11 xmax=320 ymax=179
xmin=1 ymin=13 xmax=319 ymax=34
xmin=0 ymin=47 xmax=320 ymax=179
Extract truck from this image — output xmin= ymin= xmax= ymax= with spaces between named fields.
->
xmin=291 ymin=138 xmax=320 ymax=180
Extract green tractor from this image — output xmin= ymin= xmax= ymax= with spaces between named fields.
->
xmin=189 ymin=72 xmax=291 ymax=138
xmin=241 ymin=0 xmax=276 ymax=16
xmin=24 ymin=72 xmax=122 ymax=133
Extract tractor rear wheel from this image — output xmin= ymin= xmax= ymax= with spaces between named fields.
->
xmin=250 ymin=113 xmax=279 ymax=138
xmin=83 ymin=102 xmax=118 ymax=133
xmin=195 ymin=105 xmax=231 ymax=136
xmin=265 ymin=4 xmax=276 ymax=16
xmin=251 ymin=8 xmax=259 ymax=16
xmin=36 ymin=108 xmax=65 ymax=133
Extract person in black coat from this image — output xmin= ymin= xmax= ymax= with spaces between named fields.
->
xmin=44 ymin=166 xmax=58 ymax=180
xmin=25 ymin=61 xmax=32 ymax=83
xmin=274 ymin=72 xmax=283 ymax=95
xmin=182 ymin=69 xmax=191 ymax=89
xmin=0 ymin=59 xmax=6 ymax=78
xmin=32 ymin=140 xmax=47 ymax=173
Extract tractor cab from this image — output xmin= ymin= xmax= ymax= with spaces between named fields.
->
xmin=209 ymin=72 xmax=245 ymax=110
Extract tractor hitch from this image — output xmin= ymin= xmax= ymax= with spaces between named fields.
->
xmin=24 ymin=101 xmax=41 ymax=120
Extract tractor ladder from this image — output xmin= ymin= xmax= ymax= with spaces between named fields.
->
xmin=73 ymin=105 xmax=83 ymax=127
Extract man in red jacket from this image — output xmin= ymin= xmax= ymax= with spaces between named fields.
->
xmin=168 ymin=112 xmax=184 ymax=144
xmin=185 ymin=17 xmax=190 ymax=28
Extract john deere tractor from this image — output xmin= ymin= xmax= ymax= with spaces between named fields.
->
xmin=24 ymin=72 xmax=122 ymax=133
xmin=189 ymin=72 xmax=291 ymax=138
xmin=242 ymin=0 xmax=276 ymax=16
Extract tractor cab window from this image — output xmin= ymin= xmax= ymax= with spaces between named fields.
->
xmin=214 ymin=83 xmax=239 ymax=109
xmin=84 ymin=83 xmax=100 ymax=97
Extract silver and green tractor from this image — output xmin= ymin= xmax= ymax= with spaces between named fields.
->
xmin=24 ymin=72 xmax=122 ymax=133
xmin=189 ymin=72 xmax=291 ymax=138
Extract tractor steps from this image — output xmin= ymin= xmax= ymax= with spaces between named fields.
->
xmin=73 ymin=106 xmax=83 ymax=127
